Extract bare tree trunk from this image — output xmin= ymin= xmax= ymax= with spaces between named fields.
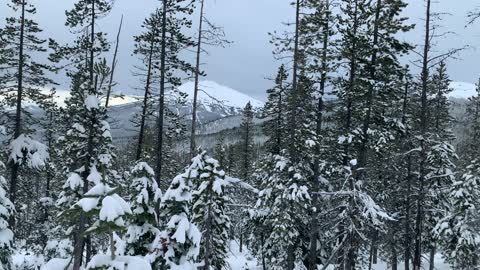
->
xmin=413 ymin=0 xmax=431 ymax=269
xmin=9 ymin=0 xmax=26 ymax=229
xmin=400 ymin=70 xmax=412 ymax=270
xmin=392 ymin=245 xmax=398 ymax=270
xmin=156 ymin=0 xmax=168 ymax=186
xmin=308 ymin=2 xmax=330 ymax=269
xmin=239 ymin=231 xmax=243 ymax=253
xmin=105 ymin=15 xmax=123 ymax=108
xmin=287 ymin=245 xmax=295 ymax=270
xmin=110 ymin=231 xmax=116 ymax=260
xmin=136 ymin=39 xmax=155 ymax=160
xmin=203 ymin=204 xmax=212 ymax=270
xmin=428 ymin=246 xmax=435 ymax=270
xmin=190 ymin=0 xmax=205 ymax=157
xmin=261 ymin=232 xmax=266 ymax=270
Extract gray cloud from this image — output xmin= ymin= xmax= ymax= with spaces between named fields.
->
xmin=1 ymin=0 xmax=479 ymax=100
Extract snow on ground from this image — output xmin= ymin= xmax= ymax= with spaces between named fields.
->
xmin=225 ymin=243 xmax=452 ymax=270
xmin=178 ymin=80 xmax=265 ymax=109
xmin=227 ymin=240 xmax=259 ymax=270
xmin=449 ymin=81 xmax=476 ymax=99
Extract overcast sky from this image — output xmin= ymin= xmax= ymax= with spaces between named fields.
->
xmin=1 ymin=0 xmax=479 ymax=100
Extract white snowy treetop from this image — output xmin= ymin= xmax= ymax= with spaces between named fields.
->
xmin=162 ymin=174 xmax=192 ymax=203
xmin=9 ymin=134 xmax=49 ymax=169
xmin=100 ymin=194 xmax=131 ymax=225
xmin=63 ymin=173 xmax=83 ymax=191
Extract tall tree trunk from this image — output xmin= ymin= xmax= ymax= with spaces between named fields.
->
xmin=73 ymin=2 xmax=96 ymax=270
xmin=203 ymin=204 xmax=212 ymax=270
xmin=287 ymin=245 xmax=295 ymax=270
xmin=401 ymin=70 xmax=412 ymax=270
xmin=105 ymin=15 xmax=123 ymax=108
xmin=344 ymin=0 xmax=360 ymax=268
xmin=289 ymin=0 xmax=301 ymax=161
xmin=308 ymin=2 xmax=330 ymax=269
xmin=9 ymin=0 xmax=26 ymax=229
xmin=190 ymin=0 xmax=205 ymax=157
xmin=136 ymin=39 xmax=155 ymax=161
xmin=392 ymin=245 xmax=398 ymax=270
xmin=156 ymin=0 xmax=168 ymax=186
xmin=413 ymin=0 xmax=431 ymax=269
xmin=428 ymin=246 xmax=435 ymax=270
xmin=358 ymin=0 xmax=381 ymax=168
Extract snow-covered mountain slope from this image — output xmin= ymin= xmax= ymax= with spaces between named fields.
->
xmin=39 ymin=88 xmax=140 ymax=107
xmin=178 ymin=80 xmax=264 ymax=109
xmin=449 ymin=81 xmax=476 ymax=99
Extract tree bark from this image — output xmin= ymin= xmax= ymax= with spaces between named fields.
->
xmin=413 ymin=0 xmax=431 ymax=269
xmin=288 ymin=0 xmax=301 ymax=161
xmin=73 ymin=2 xmax=96 ymax=270
xmin=190 ymin=0 xmax=205 ymax=157
xmin=344 ymin=0 xmax=360 ymax=268
xmin=428 ymin=246 xmax=435 ymax=270
xmin=9 ymin=0 xmax=26 ymax=229
xmin=136 ymin=39 xmax=155 ymax=161
xmin=308 ymin=2 xmax=330 ymax=269
xmin=105 ymin=15 xmax=123 ymax=108
xmin=156 ymin=0 xmax=168 ymax=186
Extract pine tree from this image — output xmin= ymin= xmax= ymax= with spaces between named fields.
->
xmin=52 ymin=1 xmax=115 ymax=268
xmin=155 ymin=0 xmax=195 ymax=186
xmin=0 ymin=0 xmax=55 ymax=220
xmin=125 ymin=162 xmax=162 ymax=257
xmin=261 ymin=65 xmax=288 ymax=155
xmin=239 ymin=102 xmax=254 ymax=181
xmin=254 ymin=154 xmax=311 ymax=269
xmin=0 ymin=126 xmax=14 ymax=270
xmin=190 ymin=151 xmax=230 ymax=270
xmin=153 ymin=160 xmax=202 ymax=269
xmin=71 ymin=158 xmax=132 ymax=270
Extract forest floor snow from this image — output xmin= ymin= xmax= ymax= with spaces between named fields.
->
xmin=12 ymin=243 xmax=453 ymax=270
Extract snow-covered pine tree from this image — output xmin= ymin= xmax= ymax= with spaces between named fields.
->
xmin=55 ymin=90 xmax=117 ymax=268
xmin=213 ymin=133 xmax=227 ymax=168
xmin=254 ymin=154 xmax=311 ymax=270
xmin=52 ymin=1 xmax=115 ymax=268
xmin=125 ymin=162 xmax=161 ymax=257
xmin=71 ymin=156 xmax=133 ymax=270
xmin=153 ymin=159 xmax=201 ymax=269
xmin=326 ymin=0 xmax=413 ymax=267
xmin=230 ymin=102 xmax=256 ymax=252
xmin=0 ymin=126 xmax=15 ymax=270
xmin=0 ymin=0 xmax=55 ymax=223
xmin=190 ymin=151 xmax=230 ymax=270
xmin=258 ymin=2 xmax=320 ymax=267
xmin=301 ymin=0 xmax=337 ymax=266
xmin=434 ymin=158 xmax=480 ymax=268
xmin=239 ymin=102 xmax=254 ymax=181
xmin=261 ymin=65 xmax=288 ymax=155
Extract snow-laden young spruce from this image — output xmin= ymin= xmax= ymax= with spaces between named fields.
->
xmin=433 ymin=75 xmax=480 ymax=268
xmin=0 ymin=127 xmax=14 ymax=270
xmin=253 ymin=154 xmax=311 ymax=270
xmin=151 ymin=159 xmax=201 ymax=269
xmin=125 ymin=162 xmax=161 ymax=258
xmin=189 ymin=151 xmax=231 ymax=270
